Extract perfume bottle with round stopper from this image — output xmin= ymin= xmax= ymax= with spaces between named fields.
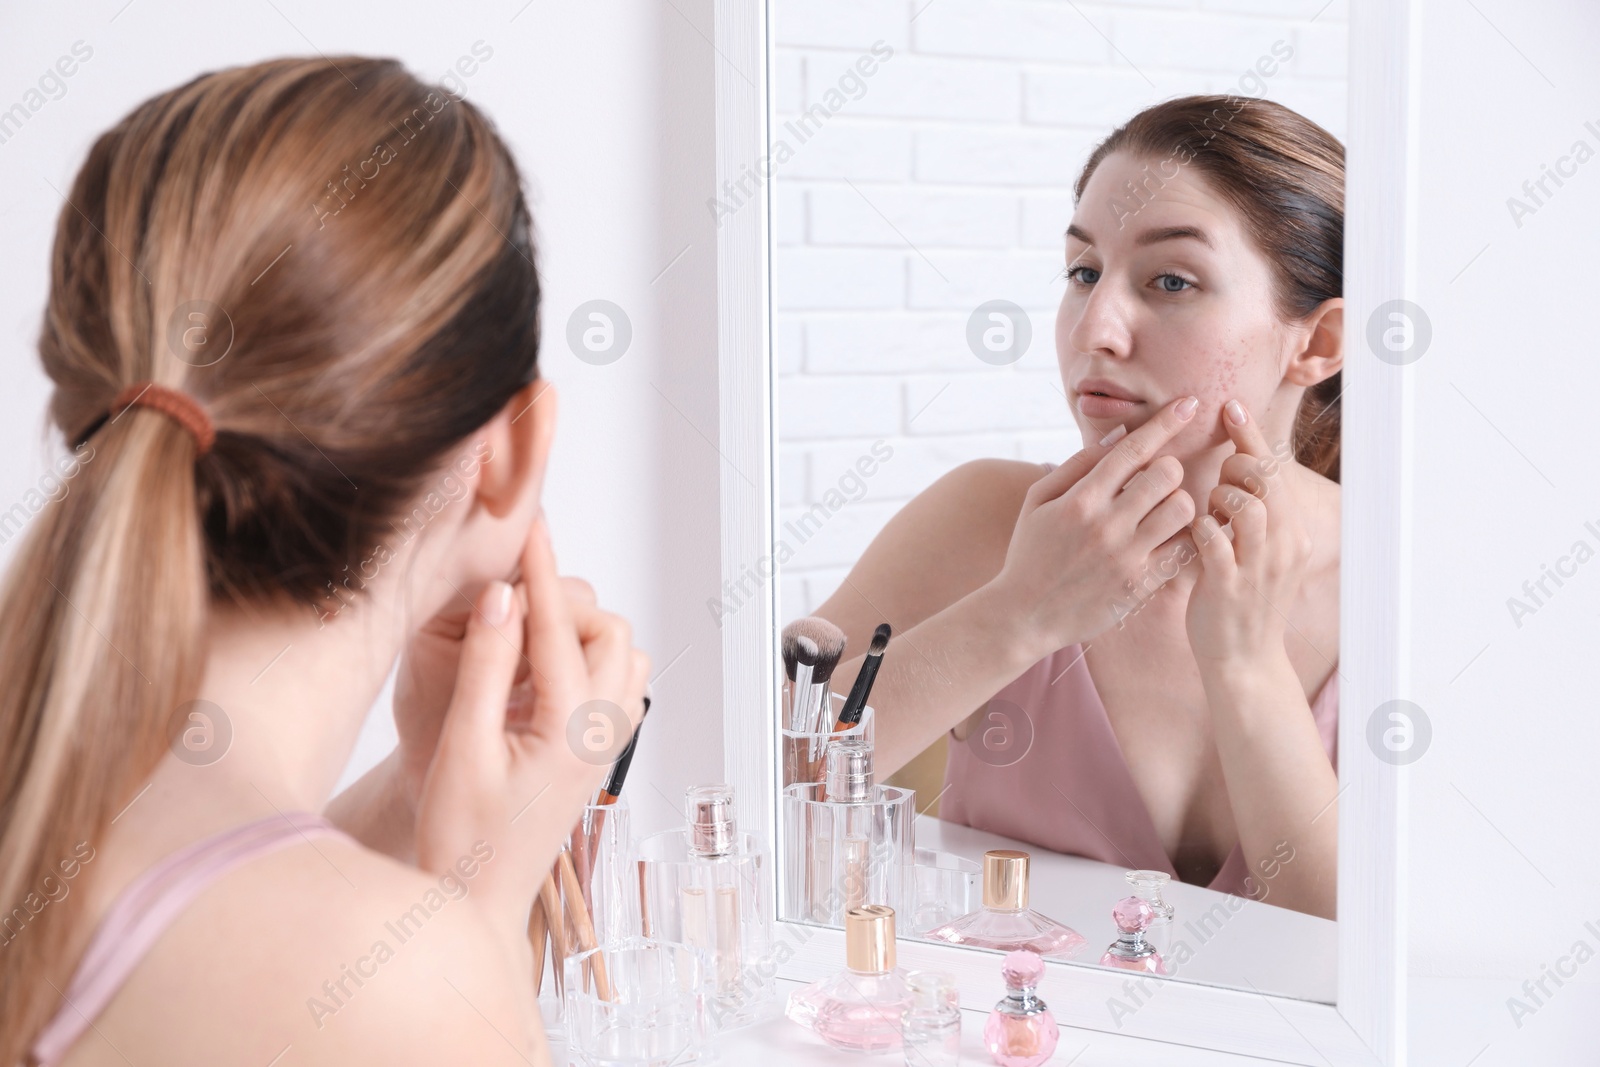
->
xmin=983 ymin=950 xmax=1059 ymax=1067
xmin=1099 ymin=895 xmax=1167 ymax=974
xmin=900 ymin=971 xmax=961 ymax=1066
xmin=786 ymin=904 xmax=913 ymax=1053
xmin=922 ymin=850 xmax=1086 ymax=960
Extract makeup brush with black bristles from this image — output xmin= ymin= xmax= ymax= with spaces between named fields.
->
xmin=834 ymin=623 xmax=891 ymax=731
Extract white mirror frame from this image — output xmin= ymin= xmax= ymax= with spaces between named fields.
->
xmin=712 ymin=1 xmax=1411 ymax=1062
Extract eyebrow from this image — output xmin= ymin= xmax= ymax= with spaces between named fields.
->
xmin=1065 ymin=224 xmax=1217 ymax=251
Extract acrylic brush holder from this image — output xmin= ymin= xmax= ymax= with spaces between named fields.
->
xmin=780 ymin=778 xmax=914 ymax=928
xmin=782 ymin=691 xmax=873 ymax=789
xmin=531 ymin=798 xmax=637 ymax=1040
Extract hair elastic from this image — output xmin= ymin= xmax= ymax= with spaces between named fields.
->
xmin=74 ymin=382 xmax=215 ymax=456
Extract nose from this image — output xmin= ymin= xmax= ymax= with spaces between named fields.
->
xmin=1062 ymin=279 xmax=1132 ymax=362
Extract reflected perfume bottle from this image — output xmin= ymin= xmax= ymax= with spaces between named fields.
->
xmin=900 ymin=971 xmax=961 ymax=1067
xmin=1098 ymin=895 xmax=1167 ymax=975
xmin=982 ymin=950 xmax=1059 ymax=1067
xmin=781 ymin=739 xmax=914 ymax=926
xmin=922 ymin=850 xmax=1086 ymax=960
xmin=1125 ymin=869 xmax=1175 ymax=955
xmin=787 ymin=904 xmax=913 ymax=1053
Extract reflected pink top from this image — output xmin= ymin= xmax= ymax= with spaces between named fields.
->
xmin=940 ymin=640 xmax=1338 ymax=898
xmin=28 ymin=811 xmax=348 ymax=1066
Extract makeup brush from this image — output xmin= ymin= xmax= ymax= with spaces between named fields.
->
xmin=782 ymin=621 xmax=818 ymax=732
xmin=788 ymin=634 xmax=818 ymax=733
xmin=835 ymin=623 xmax=891 ymax=731
xmin=783 ymin=617 xmax=847 ymax=757
xmin=598 ymin=695 xmax=649 ymax=806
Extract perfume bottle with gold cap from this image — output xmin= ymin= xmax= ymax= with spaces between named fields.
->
xmin=786 ymin=904 xmax=913 ymax=1052
xmin=636 ymin=785 xmax=778 ymax=1030
xmin=922 ymin=850 xmax=1086 ymax=960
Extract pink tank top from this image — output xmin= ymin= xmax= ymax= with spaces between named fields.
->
xmin=942 ymin=643 xmax=1338 ymax=896
xmin=29 ymin=811 xmax=349 ymax=1067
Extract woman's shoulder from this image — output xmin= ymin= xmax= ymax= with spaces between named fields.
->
xmin=99 ymin=835 xmax=535 ymax=1066
xmin=913 ymin=457 xmax=1051 ymax=531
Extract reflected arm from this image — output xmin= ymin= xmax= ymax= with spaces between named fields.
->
xmin=1198 ymin=652 xmax=1338 ymax=919
xmin=810 ymin=459 xmax=1053 ymax=776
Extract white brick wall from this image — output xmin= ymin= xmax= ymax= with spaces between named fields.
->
xmin=774 ymin=0 xmax=1348 ymax=622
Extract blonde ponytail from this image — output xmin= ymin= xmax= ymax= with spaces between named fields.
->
xmin=0 ymin=55 xmax=543 ymax=1063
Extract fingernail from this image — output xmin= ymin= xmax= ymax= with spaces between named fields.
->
xmin=1175 ymin=396 xmax=1198 ymax=421
xmin=483 ymin=580 xmax=513 ymax=624
xmin=1098 ymin=424 xmax=1127 ymax=446
xmin=1226 ymin=399 xmax=1248 ymax=426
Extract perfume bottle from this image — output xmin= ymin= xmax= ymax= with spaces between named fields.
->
xmin=923 ymin=850 xmax=1086 ymax=959
xmin=983 ymin=950 xmax=1059 ymax=1067
xmin=636 ymin=785 xmax=778 ymax=1030
xmin=1125 ymin=869 xmax=1175 ymax=955
xmin=901 ymin=971 xmax=961 ymax=1066
xmin=781 ymin=739 xmax=914 ymax=926
xmin=787 ymin=904 xmax=913 ymax=1053
xmin=1099 ymin=895 xmax=1167 ymax=974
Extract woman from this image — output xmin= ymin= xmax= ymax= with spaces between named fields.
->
xmin=0 ymin=59 xmax=648 ymax=1065
xmin=817 ymin=96 xmax=1343 ymax=919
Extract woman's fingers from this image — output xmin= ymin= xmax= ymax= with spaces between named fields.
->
xmin=1191 ymin=513 xmax=1235 ymax=574
xmin=518 ymin=514 xmax=586 ymax=714
xmin=1132 ymin=486 xmax=1195 ymax=552
xmin=567 ymin=594 xmax=640 ymax=711
xmin=1082 ymin=395 xmax=1199 ymax=499
xmin=1210 ymin=484 xmax=1267 ymax=560
xmin=438 ymin=580 xmax=525 ymax=758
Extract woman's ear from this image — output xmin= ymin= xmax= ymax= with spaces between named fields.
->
xmin=476 ymin=378 xmax=557 ymax=520
xmin=1285 ymin=297 xmax=1343 ymax=388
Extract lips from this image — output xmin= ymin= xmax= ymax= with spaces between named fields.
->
xmin=1073 ymin=378 xmax=1141 ymax=403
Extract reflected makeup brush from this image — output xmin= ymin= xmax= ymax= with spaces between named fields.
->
xmin=789 ymin=617 xmax=847 ymax=758
xmin=834 ymin=623 xmax=891 ymax=732
xmin=781 ymin=622 xmax=818 ymax=732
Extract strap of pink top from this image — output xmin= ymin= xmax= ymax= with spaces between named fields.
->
xmin=29 ymin=811 xmax=348 ymax=1067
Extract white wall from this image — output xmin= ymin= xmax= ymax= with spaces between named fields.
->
xmin=1406 ymin=1 xmax=1600 ymax=1062
xmin=0 ymin=0 xmax=724 ymax=840
xmin=771 ymin=0 xmax=1348 ymax=623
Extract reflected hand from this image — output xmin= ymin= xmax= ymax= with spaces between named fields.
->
xmin=990 ymin=395 xmax=1199 ymax=652
xmin=1186 ymin=398 xmax=1309 ymax=664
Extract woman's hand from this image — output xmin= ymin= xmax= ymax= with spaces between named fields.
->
xmin=412 ymin=514 xmax=650 ymax=944
xmin=1186 ymin=398 xmax=1310 ymax=665
xmin=988 ymin=395 xmax=1200 ymax=653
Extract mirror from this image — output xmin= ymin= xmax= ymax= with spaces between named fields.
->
xmin=770 ymin=1 xmax=1347 ymax=1003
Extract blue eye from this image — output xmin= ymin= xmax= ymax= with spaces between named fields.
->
xmin=1156 ymin=272 xmax=1193 ymax=292
xmin=1064 ymin=265 xmax=1099 ymax=285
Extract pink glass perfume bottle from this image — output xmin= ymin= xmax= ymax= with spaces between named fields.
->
xmin=786 ymin=904 xmax=912 ymax=1052
xmin=923 ymin=850 xmax=1086 ymax=960
xmin=1098 ymin=895 xmax=1167 ymax=974
xmin=983 ymin=950 xmax=1059 ymax=1067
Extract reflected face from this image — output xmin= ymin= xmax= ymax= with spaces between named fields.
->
xmin=1058 ymin=150 xmax=1301 ymax=454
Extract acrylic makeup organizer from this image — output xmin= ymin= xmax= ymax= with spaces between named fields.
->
xmin=782 ymin=690 xmax=873 ymax=789
xmin=563 ymin=938 xmax=718 ymax=1067
xmin=634 ymin=786 xmax=779 ymax=1031
xmin=780 ymin=739 xmax=914 ymax=927
xmin=532 ymin=797 xmax=638 ymax=1041
xmin=907 ymin=848 xmax=981 ymax=937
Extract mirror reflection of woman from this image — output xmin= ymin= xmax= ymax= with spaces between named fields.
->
xmin=816 ymin=96 xmax=1343 ymax=919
